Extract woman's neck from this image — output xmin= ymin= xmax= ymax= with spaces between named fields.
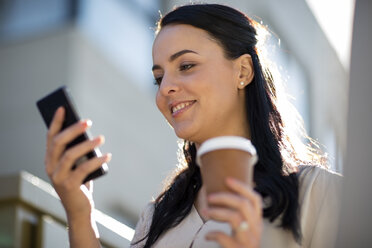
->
xmin=194 ymin=185 xmax=209 ymax=223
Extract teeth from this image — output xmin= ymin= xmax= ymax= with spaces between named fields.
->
xmin=172 ymin=101 xmax=193 ymax=113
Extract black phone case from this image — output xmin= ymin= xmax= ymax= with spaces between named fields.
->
xmin=36 ymin=86 xmax=108 ymax=183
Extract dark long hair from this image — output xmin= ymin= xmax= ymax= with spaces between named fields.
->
xmin=135 ymin=4 xmax=327 ymax=247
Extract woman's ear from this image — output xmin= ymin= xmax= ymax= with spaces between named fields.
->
xmin=236 ymin=54 xmax=254 ymax=89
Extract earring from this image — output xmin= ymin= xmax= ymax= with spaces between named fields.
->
xmin=240 ymin=81 xmax=245 ymax=86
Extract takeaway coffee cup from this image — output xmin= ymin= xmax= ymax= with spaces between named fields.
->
xmin=197 ymin=136 xmax=258 ymax=196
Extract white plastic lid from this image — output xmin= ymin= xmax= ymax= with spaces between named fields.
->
xmin=196 ymin=136 xmax=258 ymax=166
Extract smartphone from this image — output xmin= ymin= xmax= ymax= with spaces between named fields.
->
xmin=36 ymin=86 xmax=108 ymax=183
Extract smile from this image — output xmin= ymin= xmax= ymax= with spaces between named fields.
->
xmin=171 ymin=100 xmax=196 ymax=116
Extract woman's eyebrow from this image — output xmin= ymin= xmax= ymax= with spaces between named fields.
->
xmin=169 ymin=49 xmax=198 ymax=62
xmin=152 ymin=49 xmax=198 ymax=71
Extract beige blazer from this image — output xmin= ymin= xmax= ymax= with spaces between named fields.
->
xmin=131 ymin=165 xmax=342 ymax=248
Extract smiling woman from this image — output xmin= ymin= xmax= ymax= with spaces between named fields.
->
xmin=42 ymin=3 xmax=342 ymax=248
xmin=153 ymin=24 xmax=252 ymax=143
xmin=130 ymin=4 xmax=342 ymax=248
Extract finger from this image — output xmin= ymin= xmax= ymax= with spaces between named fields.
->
xmin=70 ymin=153 xmax=112 ymax=185
xmin=226 ymin=177 xmax=263 ymax=217
xmin=45 ymin=107 xmax=65 ymax=175
xmin=48 ymin=119 xmax=92 ymax=171
xmin=207 ymin=193 xmax=255 ymax=225
xmin=205 ymin=231 xmax=240 ymax=248
xmin=207 ymin=192 xmax=262 ymax=237
xmin=55 ymin=153 xmax=111 ymax=190
xmin=53 ymin=136 xmax=104 ymax=182
xmin=46 ymin=107 xmax=65 ymax=148
xmin=204 ymin=207 xmax=243 ymax=230
xmin=204 ymin=206 xmax=253 ymax=243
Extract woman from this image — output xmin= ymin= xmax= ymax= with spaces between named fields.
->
xmin=45 ymin=4 xmax=341 ymax=248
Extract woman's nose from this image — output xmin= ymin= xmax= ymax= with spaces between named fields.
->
xmin=159 ymin=74 xmax=180 ymax=95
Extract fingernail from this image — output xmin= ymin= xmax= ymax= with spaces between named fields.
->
xmin=86 ymin=119 xmax=92 ymax=127
xmin=105 ymin=153 xmax=112 ymax=161
xmin=82 ymin=119 xmax=92 ymax=128
xmin=98 ymin=135 xmax=105 ymax=144
xmin=93 ymin=136 xmax=102 ymax=144
xmin=57 ymin=106 xmax=64 ymax=116
xmin=226 ymin=177 xmax=236 ymax=184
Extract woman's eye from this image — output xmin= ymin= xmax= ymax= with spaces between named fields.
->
xmin=180 ymin=64 xmax=195 ymax=71
xmin=153 ymin=76 xmax=163 ymax=86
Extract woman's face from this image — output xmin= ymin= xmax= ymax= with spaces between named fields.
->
xmin=152 ymin=24 xmax=251 ymax=144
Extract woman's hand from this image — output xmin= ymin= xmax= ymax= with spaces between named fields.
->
xmin=44 ymin=107 xmax=111 ymax=220
xmin=204 ymin=178 xmax=263 ymax=248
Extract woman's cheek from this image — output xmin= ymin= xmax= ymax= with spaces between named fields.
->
xmin=155 ymin=93 xmax=165 ymax=114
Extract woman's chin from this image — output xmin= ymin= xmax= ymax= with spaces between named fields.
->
xmin=174 ymin=126 xmax=197 ymax=142
xmin=174 ymin=130 xmax=191 ymax=141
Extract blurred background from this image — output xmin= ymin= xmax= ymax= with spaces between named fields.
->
xmin=0 ymin=0 xmax=371 ymax=247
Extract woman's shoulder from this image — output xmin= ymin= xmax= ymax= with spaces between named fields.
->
xmin=296 ymin=164 xmax=342 ymax=203
xmin=141 ymin=201 xmax=156 ymax=216
xmin=296 ymin=165 xmax=342 ymax=247
xmin=297 ymin=164 xmax=342 ymax=190
xmin=137 ymin=201 xmax=155 ymax=228
xmin=130 ymin=202 xmax=155 ymax=247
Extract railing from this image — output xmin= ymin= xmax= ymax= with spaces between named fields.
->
xmin=0 ymin=171 xmax=134 ymax=248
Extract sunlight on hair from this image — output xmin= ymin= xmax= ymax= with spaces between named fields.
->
xmin=177 ymin=139 xmax=187 ymax=168
xmin=251 ymin=19 xmax=329 ymax=172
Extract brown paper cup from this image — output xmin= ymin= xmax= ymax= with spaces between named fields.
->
xmin=197 ymin=136 xmax=258 ymax=196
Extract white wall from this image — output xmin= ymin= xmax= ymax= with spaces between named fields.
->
xmin=336 ymin=0 xmax=372 ymax=245
xmin=0 ymin=27 xmax=72 ymax=178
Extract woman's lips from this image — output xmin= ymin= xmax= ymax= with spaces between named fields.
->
xmin=170 ymin=100 xmax=196 ymax=117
